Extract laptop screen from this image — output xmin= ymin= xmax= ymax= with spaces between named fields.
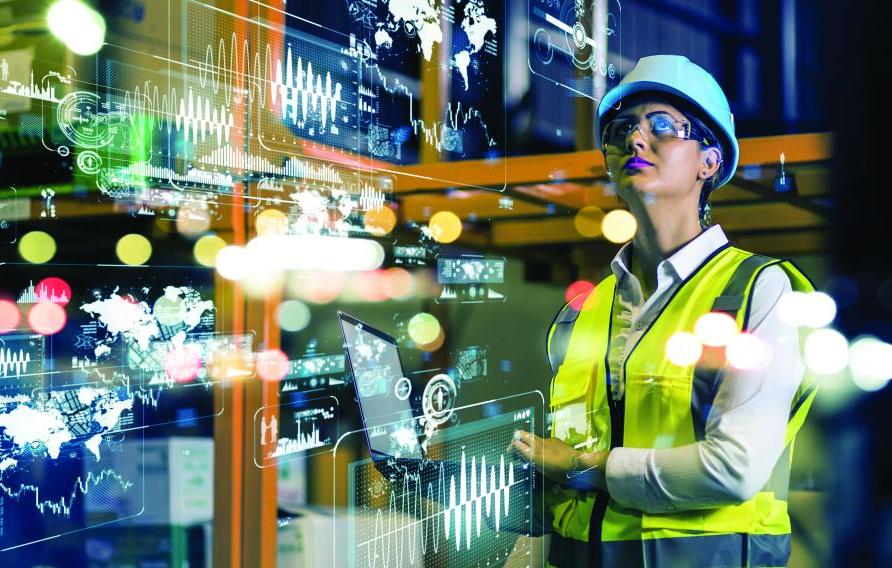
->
xmin=338 ymin=312 xmax=424 ymax=460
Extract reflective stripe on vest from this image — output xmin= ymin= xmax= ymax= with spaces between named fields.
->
xmin=544 ymin=246 xmax=816 ymax=566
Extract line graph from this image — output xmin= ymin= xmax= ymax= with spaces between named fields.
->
xmin=0 ymin=469 xmax=133 ymax=517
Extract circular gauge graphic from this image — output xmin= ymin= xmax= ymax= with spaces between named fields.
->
xmin=558 ymin=0 xmax=596 ymax=71
xmin=76 ymin=150 xmax=102 ymax=174
xmin=56 ymin=91 xmax=123 ymax=148
xmin=394 ymin=377 xmax=412 ymax=400
xmin=533 ymin=28 xmax=554 ymax=64
xmin=421 ymin=373 xmax=456 ymax=426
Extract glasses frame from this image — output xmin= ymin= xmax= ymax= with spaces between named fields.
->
xmin=601 ymin=110 xmax=713 ymax=151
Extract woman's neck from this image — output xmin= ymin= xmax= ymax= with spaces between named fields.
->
xmin=629 ymin=204 xmax=703 ymax=297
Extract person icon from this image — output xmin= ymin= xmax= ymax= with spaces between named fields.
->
xmin=260 ymin=415 xmax=269 ymax=444
xmin=0 ymin=59 xmax=8 ymax=82
xmin=269 ymin=415 xmax=278 ymax=443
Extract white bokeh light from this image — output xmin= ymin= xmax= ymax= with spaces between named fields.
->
xmin=665 ymin=332 xmax=703 ymax=366
xmin=48 ymin=0 xmax=106 ymax=56
xmin=694 ymin=312 xmax=738 ymax=347
xmin=778 ymin=291 xmax=838 ymax=328
xmin=802 ymin=292 xmax=837 ymax=328
xmin=216 ymin=245 xmax=249 ymax=281
xmin=777 ymin=291 xmax=809 ymax=327
xmin=726 ymin=333 xmax=770 ymax=370
xmin=804 ymin=328 xmax=850 ymax=374
xmin=277 ymin=300 xmax=312 ymax=332
xmin=849 ymin=336 xmax=892 ymax=392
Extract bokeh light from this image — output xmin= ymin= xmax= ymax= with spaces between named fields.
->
xmin=176 ymin=205 xmax=211 ymax=236
xmin=256 ymin=208 xmax=288 ymax=236
xmin=601 ymin=210 xmax=638 ymax=243
xmin=382 ymin=267 xmax=415 ymax=300
xmin=216 ymin=245 xmax=249 ymax=280
xmin=416 ymin=328 xmax=446 ymax=352
xmin=154 ymin=293 xmax=186 ymax=326
xmin=573 ymin=206 xmax=605 ymax=238
xmin=694 ymin=312 xmax=738 ymax=347
xmin=163 ymin=346 xmax=202 ymax=383
xmin=256 ymin=349 xmax=290 ymax=382
xmin=408 ymin=312 xmax=441 ymax=345
xmin=726 ymin=333 xmax=770 ymax=370
xmin=428 ymin=211 xmax=462 ymax=243
xmin=349 ymin=271 xmax=389 ymax=303
xmin=35 ymin=277 xmax=71 ymax=305
xmin=28 ymin=302 xmax=66 ymax=335
xmin=278 ymin=300 xmax=312 ymax=332
xmin=804 ymin=328 xmax=849 ymax=374
xmin=665 ymin=332 xmax=703 ymax=366
xmin=364 ymin=206 xmax=398 ymax=236
xmin=802 ymin=292 xmax=837 ymax=328
xmin=194 ymin=235 xmax=227 ymax=267
xmin=848 ymin=336 xmax=892 ymax=391
xmin=0 ymin=300 xmax=21 ymax=333
xmin=116 ymin=234 xmax=152 ymax=265
xmin=778 ymin=291 xmax=836 ymax=328
xmin=48 ymin=0 xmax=106 ymax=56
xmin=565 ymin=280 xmax=595 ymax=310
xmin=19 ymin=231 xmax=57 ymax=264
xmin=288 ymin=271 xmax=348 ymax=304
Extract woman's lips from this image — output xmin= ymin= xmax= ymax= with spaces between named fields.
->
xmin=624 ymin=157 xmax=654 ymax=170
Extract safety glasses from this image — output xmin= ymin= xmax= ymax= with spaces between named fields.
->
xmin=601 ymin=111 xmax=711 ymax=151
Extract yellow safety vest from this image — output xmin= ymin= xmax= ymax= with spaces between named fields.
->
xmin=545 ymin=245 xmax=817 ymax=567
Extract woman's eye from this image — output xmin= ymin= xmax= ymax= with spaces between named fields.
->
xmin=650 ymin=116 xmax=673 ymax=132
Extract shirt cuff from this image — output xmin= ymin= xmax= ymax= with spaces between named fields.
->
xmin=605 ymin=447 xmax=654 ymax=510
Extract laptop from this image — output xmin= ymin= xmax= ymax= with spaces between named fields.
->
xmin=337 ymin=311 xmax=425 ymax=463
xmin=338 ymin=311 xmax=548 ymax=536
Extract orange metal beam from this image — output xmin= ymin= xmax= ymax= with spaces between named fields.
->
xmin=391 ymin=133 xmax=833 ymax=192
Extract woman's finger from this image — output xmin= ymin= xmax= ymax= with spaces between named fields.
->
xmin=512 ymin=439 xmax=532 ymax=458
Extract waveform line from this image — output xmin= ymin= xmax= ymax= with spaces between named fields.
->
xmin=116 ymin=36 xmax=349 ymax=150
xmin=358 ymin=451 xmax=520 ymax=567
xmin=175 ymin=88 xmax=235 ymax=145
xmin=0 ymin=348 xmax=33 ymax=377
xmin=0 ymin=469 xmax=134 ymax=517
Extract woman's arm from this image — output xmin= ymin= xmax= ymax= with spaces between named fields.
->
xmin=605 ymin=265 xmax=803 ymax=513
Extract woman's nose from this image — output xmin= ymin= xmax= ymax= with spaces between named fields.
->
xmin=626 ymin=127 xmax=648 ymax=153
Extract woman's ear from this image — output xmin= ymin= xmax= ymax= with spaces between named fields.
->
xmin=699 ymin=146 xmax=723 ymax=180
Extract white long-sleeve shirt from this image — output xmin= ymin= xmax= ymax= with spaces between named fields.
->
xmin=603 ymin=224 xmax=805 ymax=513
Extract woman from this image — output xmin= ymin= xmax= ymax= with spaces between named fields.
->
xmin=511 ymin=55 xmax=817 ymax=567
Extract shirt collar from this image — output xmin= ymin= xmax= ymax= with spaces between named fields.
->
xmin=610 ymin=224 xmax=729 ymax=282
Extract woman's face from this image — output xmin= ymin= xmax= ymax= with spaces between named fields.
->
xmin=603 ymin=101 xmax=708 ymax=204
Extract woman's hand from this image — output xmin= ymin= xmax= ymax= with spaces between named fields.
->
xmin=510 ymin=430 xmax=579 ymax=481
xmin=510 ymin=430 xmax=611 ymax=490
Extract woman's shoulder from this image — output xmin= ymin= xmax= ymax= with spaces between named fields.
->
xmin=747 ymin=264 xmax=793 ymax=330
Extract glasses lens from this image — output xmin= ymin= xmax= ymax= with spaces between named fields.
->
xmin=647 ymin=112 xmax=683 ymax=139
xmin=602 ymin=118 xmax=634 ymax=148
xmin=602 ymin=112 xmax=691 ymax=148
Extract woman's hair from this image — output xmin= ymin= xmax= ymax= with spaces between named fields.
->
xmin=600 ymin=91 xmax=726 ymax=226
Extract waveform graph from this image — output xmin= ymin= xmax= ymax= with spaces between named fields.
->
xmin=340 ymin=404 xmax=540 ymax=567
xmin=185 ymin=0 xmax=361 ymax=156
xmin=253 ymin=396 xmax=339 ymax=468
xmin=0 ymin=334 xmax=45 ymax=384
